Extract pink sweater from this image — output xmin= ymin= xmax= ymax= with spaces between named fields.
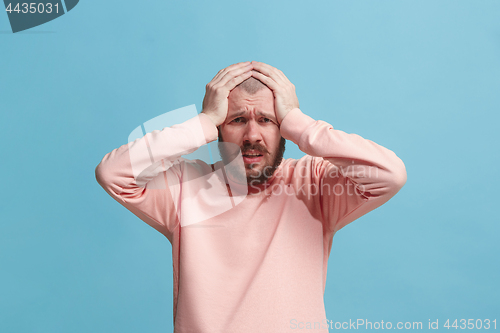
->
xmin=95 ymin=108 xmax=407 ymax=332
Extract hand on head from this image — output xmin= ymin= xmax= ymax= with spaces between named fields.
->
xmin=201 ymin=61 xmax=299 ymax=126
xmin=249 ymin=61 xmax=299 ymax=124
xmin=202 ymin=61 xmax=253 ymax=127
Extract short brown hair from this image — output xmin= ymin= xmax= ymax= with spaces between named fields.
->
xmin=235 ymin=76 xmax=267 ymax=94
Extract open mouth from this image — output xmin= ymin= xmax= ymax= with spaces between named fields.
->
xmin=242 ymin=151 xmax=264 ymax=164
xmin=243 ymin=153 xmax=263 ymax=158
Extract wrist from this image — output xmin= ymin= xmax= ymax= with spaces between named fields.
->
xmin=279 ymin=108 xmax=315 ymax=143
xmin=197 ymin=113 xmax=220 ymax=143
xmin=202 ymin=111 xmax=222 ymax=127
xmin=277 ymin=108 xmax=292 ymax=125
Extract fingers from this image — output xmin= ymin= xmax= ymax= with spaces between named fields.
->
xmin=202 ymin=61 xmax=254 ymax=126
xmin=249 ymin=61 xmax=299 ymax=124
xmin=224 ymin=70 xmax=253 ymax=91
xmin=212 ymin=61 xmax=251 ymax=84
xmin=250 ymin=61 xmax=289 ymax=84
xmin=217 ymin=63 xmax=253 ymax=90
xmin=250 ymin=70 xmax=278 ymax=90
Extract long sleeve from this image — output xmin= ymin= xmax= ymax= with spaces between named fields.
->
xmin=95 ymin=113 xmax=219 ymax=242
xmin=279 ymin=108 xmax=407 ymax=233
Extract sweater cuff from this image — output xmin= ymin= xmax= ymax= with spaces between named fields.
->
xmin=196 ymin=113 xmax=219 ymax=144
xmin=279 ymin=108 xmax=316 ymax=144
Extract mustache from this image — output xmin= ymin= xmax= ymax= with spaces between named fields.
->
xmin=241 ymin=143 xmax=269 ymax=155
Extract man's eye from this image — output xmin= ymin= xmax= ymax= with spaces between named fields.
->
xmin=232 ymin=117 xmax=244 ymax=123
xmin=261 ymin=118 xmax=271 ymax=123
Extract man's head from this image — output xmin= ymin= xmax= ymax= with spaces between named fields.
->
xmin=218 ymin=77 xmax=286 ymax=186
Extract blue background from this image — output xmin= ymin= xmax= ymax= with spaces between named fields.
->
xmin=1 ymin=0 xmax=499 ymax=332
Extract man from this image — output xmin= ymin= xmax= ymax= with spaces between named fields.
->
xmin=95 ymin=61 xmax=407 ymax=332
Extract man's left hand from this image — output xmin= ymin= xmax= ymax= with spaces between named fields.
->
xmin=250 ymin=61 xmax=300 ymax=124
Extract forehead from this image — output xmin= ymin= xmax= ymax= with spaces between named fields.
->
xmin=227 ymin=87 xmax=274 ymax=117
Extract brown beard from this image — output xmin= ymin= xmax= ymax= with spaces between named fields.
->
xmin=218 ymin=131 xmax=286 ymax=186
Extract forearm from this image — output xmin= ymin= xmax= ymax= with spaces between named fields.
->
xmin=280 ymin=108 xmax=406 ymax=231
xmin=94 ymin=113 xmax=218 ymax=239
xmin=280 ymin=108 xmax=406 ymax=194
xmin=95 ymin=113 xmax=218 ymax=196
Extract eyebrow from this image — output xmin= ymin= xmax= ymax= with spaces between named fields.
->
xmin=230 ymin=110 xmax=276 ymax=119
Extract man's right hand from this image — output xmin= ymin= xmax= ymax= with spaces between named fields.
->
xmin=201 ymin=61 xmax=253 ymax=127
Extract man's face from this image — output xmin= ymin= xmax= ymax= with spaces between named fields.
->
xmin=219 ymin=86 xmax=285 ymax=185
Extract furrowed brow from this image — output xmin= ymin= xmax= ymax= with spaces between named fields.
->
xmin=256 ymin=111 xmax=276 ymax=120
xmin=228 ymin=110 xmax=275 ymax=120
xmin=230 ymin=110 xmax=247 ymax=118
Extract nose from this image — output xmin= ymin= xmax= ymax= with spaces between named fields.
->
xmin=243 ymin=120 xmax=263 ymax=144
